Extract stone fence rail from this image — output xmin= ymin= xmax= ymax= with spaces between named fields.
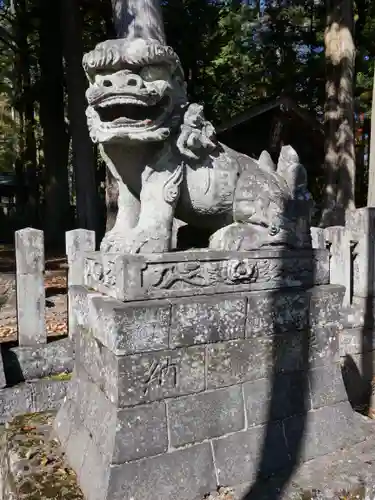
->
xmin=13 ymin=228 xmax=95 ymax=347
xmin=6 ymin=208 xmax=375 ymax=346
xmin=311 ymin=207 xmax=375 ymax=308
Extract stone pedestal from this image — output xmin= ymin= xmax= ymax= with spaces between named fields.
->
xmin=54 ymin=249 xmax=367 ymax=500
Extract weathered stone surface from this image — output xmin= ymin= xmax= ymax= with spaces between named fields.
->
xmin=341 ymin=296 xmax=375 ymax=329
xmin=53 ymin=397 xmax=74 ymax=448
xmin=245 ymin=285 xmax=344 ymax=338
xmin=68 ymin=285 xmax=92 ymax=340
xmin=345 ymin=206 xmax=375 ymax=240
xmin=113 ymin=402 xmax=168 ymax=462
xmin=308 ymin=285 xmax=344 ymax=327
xmin=32 ymin=380 xmax=67 ymax=413
xmin=309 ymin=324 xmax=340 ymax=367
xmin=78 ymin=329 xmax=205 ymax=407
xmin=15 ymin=228 xmax=44 ymax=274
xmin=66 ymin=229 xmax=96 ymax=287
xmin=115 ymin=346 xmax=205 ymax=407
xmin=107 ymin=443 xmax=216 ymax=500
xmin=207 ymin=323 xmax=340 ymax=391
xmin=84 ymin=249 xmax=329 ymax=301
xmin=308 ymin=363 xmax=348 ymax=409
xmin=15 ymin=228 xmax=46 ymax=347
xmin=339 ymin=327 xmax=375 ymax=356
xmin=82 ymin=384 xmax=116 ymax=462
xmin=170 ymin=296 xmax=246 ymax=347
xmin=324 ymin=226 xmax=351 ymax=306
xmin=310 ymin=227 xmax=325 ymax=249
xmin=4 ymin=411 xmax=375 ymax=500
xmin=16 ymin=273 xmax=46 ymax=346
xmin=3 ymin=337 xmax=74 ymax=385
xmin=246 ymin=290 xmax=309 ymax=336
xmin=78 ymin=432 xmax=111 ymax=500
xmin=213 ymin=423 xmax=289 ymax=486
xmin=351 ymin=234 xmax=375 ymax=298
xmin=89 ymin=295 xmax=170 ymax=355
xmin=288 ymin=420 xmax=375 ymax=499
xmin=65 ymin=422 xmax=92 ymax=477
xmin=167 ymin=386 xmax=244 ymax=447
xmin=0 ymin=383 xmax=33 ymax=423
xmin=217 ymin=428 xmax=375 ymax=500
xmin=0 ymin=377 xmax=67 ymax=424
xmin=206 ymin=335 xmax=304 ymax=390
xmin=284 ymin=401 xmax=363 ymax=462
xmin=243 ymin=373 xmax=310 ymax=427
xmin=55 ymin=271 xmax=366 ymax=500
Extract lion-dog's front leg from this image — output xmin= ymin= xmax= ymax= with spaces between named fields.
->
xmin=120 ymin=163 xmax=184 ymax=254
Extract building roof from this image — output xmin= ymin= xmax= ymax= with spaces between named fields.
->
xmin=0 ymin=173 xmax=16 ymax=189
xmin=216 ymin=96 xmax=324 ymax=137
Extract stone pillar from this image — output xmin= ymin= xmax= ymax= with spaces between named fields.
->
xmin=15 ymin=228 xmax=46 ymax=346
xmin=351 ymin=234 xmax=375 ymax=298
xmin=54 ymin=248 xmax=366 ymax=500
xmin=325 ymin=226 xmax=352 ymax=306
xmin=310 ymin=227 xmax=325 ymax=249
xmin=65 ymin=229 xmax=96 ymax=340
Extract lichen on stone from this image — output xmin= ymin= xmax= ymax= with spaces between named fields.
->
xmin=42 ymin=372 xmax=72 ymax=382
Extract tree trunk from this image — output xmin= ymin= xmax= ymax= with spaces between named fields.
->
xmin=111 ymin=0 xmax=165 ymax=42
xmin=60 ymin=0 xmax=99 ymax=234
xmin=320 ymin=0 xmax=356 ymax=226
xmin=39 ymin=0 xmax=70 ymax=246
xmin=367 ymin=68 xmax=375 ymax=206
xmin=103 ymin=0 xmax=166 ymax=231
xmin=14 ymin=0 xmax=38 ymax=224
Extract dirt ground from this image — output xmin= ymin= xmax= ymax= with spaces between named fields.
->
xmin=0 ymin=245 xmax=68 ymax=343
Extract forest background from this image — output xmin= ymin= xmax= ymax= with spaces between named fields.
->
xmin=0 ymin=0 xmax=373 ymax=246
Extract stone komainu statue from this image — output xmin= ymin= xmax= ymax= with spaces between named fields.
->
xmin=83 ymin=37 xmax=312 ymax=254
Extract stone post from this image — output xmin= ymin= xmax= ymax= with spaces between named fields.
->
xmin=345 ymin=208 xmax=375 ymax=300
xmin=324 ymin=226 xmax=351 ymax=306
xmin=15 ymin=228 xmax=46 ymax=346
xmin=65 ymin=229 xmax=96 ymax=339
xmin=310 ymin=227 xmax=325 ymax=249
xmin=351 ymin=234 xmax=375 ymax=298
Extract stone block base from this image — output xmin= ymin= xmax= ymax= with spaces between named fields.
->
xmin=54 ymin=274 xmax=371 ymax=500
xmin=2 ymin=412 xmax=375 ymax=500
xmin=0 ymin=337 xmax=73 ymax=424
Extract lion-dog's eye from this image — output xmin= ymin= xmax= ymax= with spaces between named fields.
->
xmin=140 ymin=65 xmax=169 ymax=82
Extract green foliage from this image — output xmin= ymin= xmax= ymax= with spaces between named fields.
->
xmin=0 ymin=0 xmax=374 ymax=227
xmin=163 ymin=0 xmax=329 ymax=123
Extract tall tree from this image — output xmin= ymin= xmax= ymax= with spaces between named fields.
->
xmin=14 ymin=0 xmax=38 ymax=223
xmin=39 ymin=0 xmax=70 ymax=245
xmin=111 ymin=0 xmax=165 ymax=41
xmin=61 ymin=0 xmax=100 ymax=234
xmin=320 ymin=0 xmax=356 ymax=226
xmin=102 ymin=0 xmax=167 ymax=232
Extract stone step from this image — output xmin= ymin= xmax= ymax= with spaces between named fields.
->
xmin=0 ymin=377 xmax=68 ymax=424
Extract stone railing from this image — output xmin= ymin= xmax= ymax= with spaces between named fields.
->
xmin=0 ymin=228 xmax=96 ymax=424
xmin=13 ymin=227 xmax=95 ymax=346
xmin=10 ymin=214 xmax=375 ymax=344
xmin=311 ymin=208 xmax=375 ymax=308
xmin=311 ymin=208 xmax=375 ymax=410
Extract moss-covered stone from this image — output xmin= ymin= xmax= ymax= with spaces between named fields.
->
xmin=42 ymin=372 xmax=72 ymax=382
xmin=0 ymin=412 xmax=83 ymax=499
